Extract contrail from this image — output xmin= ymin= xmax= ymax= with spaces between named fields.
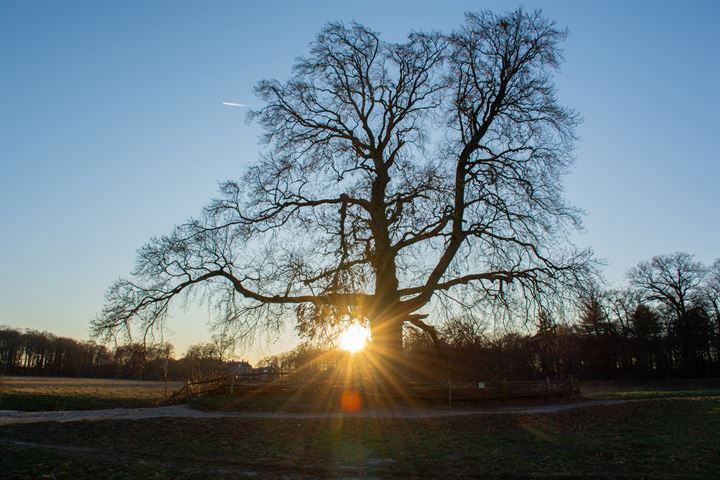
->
xmin=222 ymin=102 xmax=251 ymax=107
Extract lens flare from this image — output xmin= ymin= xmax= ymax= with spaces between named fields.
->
xmin=340 ymin=389 xmax=362 ymax=412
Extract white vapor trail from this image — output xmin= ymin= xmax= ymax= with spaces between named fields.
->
xmin=222 ymin=102 xmax=251 ymax=107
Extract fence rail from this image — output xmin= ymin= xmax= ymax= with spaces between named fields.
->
xmin=166 ymin=372 xmax=294 ymax=403
xmin=166 ymin=372 xmax=579 ymax=405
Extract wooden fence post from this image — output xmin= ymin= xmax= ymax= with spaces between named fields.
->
xmin=186 ymin=380 xmax=192 ymax=398
xmin=503 ymin=378 xmax=508 ymax=402
xmin=230 ymin=375 xmax=235 ymax=396
xmin=545 ymin=377 xmax=550 ymax=400
xmin=448 ymin=376 xmax=453 ymax=407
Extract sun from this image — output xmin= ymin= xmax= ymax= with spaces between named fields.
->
xmin=338 ymin=324 xmax=371 ymax=353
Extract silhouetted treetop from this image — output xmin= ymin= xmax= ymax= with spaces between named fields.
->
xmin=93 ymin=9 xmax=595 ymax=378
xmin=628 ymin=252 xmax=707 ymax=319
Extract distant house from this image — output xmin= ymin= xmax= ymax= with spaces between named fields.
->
xmin=254 ymin=366 xmax=277 ymax=375
xmin=224 ymin=362 xmax=280 ymax=382
xmin=225 ymin=360 xmax=253 ymax=375
xmin=253 ymin=365 xmax=278 ymax=381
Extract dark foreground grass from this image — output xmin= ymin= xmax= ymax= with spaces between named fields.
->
xmin=0 ymin=393 xmax=160 ymax=411
xmin=2 ymin=397 xmax=719 ymax=479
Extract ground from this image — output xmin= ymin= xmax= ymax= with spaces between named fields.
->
xmin=0 ymin=376 xmax=183 ymax=411
xmin=1 ymin=377 xmax=719 ymax=478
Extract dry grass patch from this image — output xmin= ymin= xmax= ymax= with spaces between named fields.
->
xmin=0 ymin=376 xmax=184 ymax=411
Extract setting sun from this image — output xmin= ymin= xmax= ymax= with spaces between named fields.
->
xmin=338 ymin=324 xmax=371 ymax=353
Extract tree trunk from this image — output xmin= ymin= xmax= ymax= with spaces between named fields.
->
xmin=369 ymin=316 xmax=407 ymax=395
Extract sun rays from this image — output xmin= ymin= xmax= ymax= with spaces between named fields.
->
xmin=338 ymin=324 xmax=371 ymax=353
xmin=229 ymin=321 xmax=437 ymax=415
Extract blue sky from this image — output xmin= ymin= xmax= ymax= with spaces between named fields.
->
xmin=1 ymin=1 xmax=718 ymax=361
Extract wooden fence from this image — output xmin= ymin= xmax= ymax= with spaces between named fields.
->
xmin=386 ymin=377 xmax=579 ymax=404
xmin=167 ymin=373 xmax=580 ymax=405
xmin=446 ymin=377 xmax=579 ymax=402
xmin=166 ymin=372 xmax=292 ymax=403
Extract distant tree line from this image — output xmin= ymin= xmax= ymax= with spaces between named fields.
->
xmin=259 ymin=343 xmax=346 ymax=376
xmin=3 ymin=253 xmax=718 ymax=383
xmin=260 ymin=253 xmax=719 ymax=383
xmin=0 ymin=329 xmax=239 ymax=381
xmin=405 ymin=254 xmax=719 ymax=382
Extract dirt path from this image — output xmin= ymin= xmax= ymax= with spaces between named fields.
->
xmin=0 ymin=399 xmax=629 ymax=425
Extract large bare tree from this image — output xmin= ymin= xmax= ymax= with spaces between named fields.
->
xmin=628 ymin=252 xmax=707 ymax=323
xmin=93 ymin=10 xmax=593 ymax=382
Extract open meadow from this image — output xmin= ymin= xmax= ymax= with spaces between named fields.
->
xmin=0 ymin=376 xmax=184 ymax=411
xmin=1 ymin=377 xmax=719 ymax=478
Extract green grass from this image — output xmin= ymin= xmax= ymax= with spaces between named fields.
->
xmin=588 ymin=388 xmax=720 ymax=401
xmin=580 ymin=379 xmax=720 ymax=402
xmin=2 ymin=397 xmax=719 ymax=478
xmin=580 ymin=378 xmax=720 ymax=396
xmin=2 ymin=377 xmax=719 ymax=477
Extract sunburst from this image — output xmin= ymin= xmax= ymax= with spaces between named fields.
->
xmin=338 ymin=324 xmax=371 ymax=353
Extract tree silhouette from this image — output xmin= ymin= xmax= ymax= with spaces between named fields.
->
xmin=93 ymin=9 xmax=593 ymax=384
xmin=628 ymin=252 xmax=706 ymax=323
xmin=577 ymin=290 xmax=611 ymax=337
xmin=629 ymin=252 xmax=708 ymax=375
xmin=704 ymin=260 xmax=720 ymax=366
xmin=629 ymin=304 xmax=663 ymax=376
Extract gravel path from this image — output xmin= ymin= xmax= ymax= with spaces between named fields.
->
xmin=0 ymin=399 xmax=629 ymax=425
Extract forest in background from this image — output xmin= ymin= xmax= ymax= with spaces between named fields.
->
xmin=0 ymin=329 xmax=238 ymax=382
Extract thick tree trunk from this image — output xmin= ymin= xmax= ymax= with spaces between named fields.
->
xmin=369 ymin=315 xmax=407 ymax=395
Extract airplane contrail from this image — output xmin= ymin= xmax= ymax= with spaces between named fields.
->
xmin=222 ymin=102 xmax=251 ymax=107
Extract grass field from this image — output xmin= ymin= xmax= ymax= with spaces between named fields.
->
xmin=2 ymin=396 xmax=719 ymax=478
xmin=1 ymin=375 xmax=582 ymax=413
xmin=1 ymin=377 xmax=719 ymax=478
xmin=0 ymin=376 xmax=184 ymax=411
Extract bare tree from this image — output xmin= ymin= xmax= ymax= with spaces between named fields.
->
xmin=701 ymin=259 xmax=720 ymax=368
xmin=628 ymin=252 xmax=710 ymax=374
xmin=93 ymin=10 xmax=593 ymax=383
xmin=628 ymin=252 xmax=707 ymax=323
xmin=703 ymin=259 xmax=720 ymax=322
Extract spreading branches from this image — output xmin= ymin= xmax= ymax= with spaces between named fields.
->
xmin=95 ymin=9 xmax=596 ymax=351
xmin=628 ymin=252 xmax=707 ymax=320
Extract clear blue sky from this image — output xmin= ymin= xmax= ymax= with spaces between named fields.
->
xmin=1 ymin=1 xmax=718 ymax=361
